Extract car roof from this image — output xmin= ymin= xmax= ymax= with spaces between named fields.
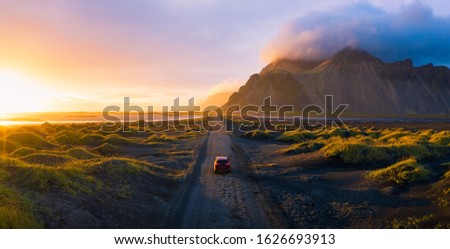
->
xmin=215 ymin=156 xmax=228 ymax=160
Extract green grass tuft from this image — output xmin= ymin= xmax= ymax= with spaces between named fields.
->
xmin=321 ymin=142 xmax=388 ymax=164
xmin=0 ymin=156 xmax=29 ymax=168
xmin=66 ymin=148 xmax=100 ymax=160
xmin=76 ymin=134 xmax=105 ymax=146
xmin=429 ymin=131 xmax=450 ymax=146
xmin=7 ymin=132 xmax=56 ymax=150
xmin=319 ymin=127 xmax=361 ymax=139
xmin=243 ymin=130 xmax=273 ymax=139
xmin=20 ymin=153 xmax=73 ymax=166
xmin=391 ymin=214 xmax=434 ymax=229
xmin=276 ymin=129 xmax=316 ymax=142
xmin=145 ymin=134 xmax=176 ymax=143
xmin=91 ymin=143 xmax=122 ymax=156
xmin=0 ymin=185 xmax=43 ymax=228
xmin=104 ymin=135 xmax=136 ymax=146
xmin=378 ymin=131 xmax=411 ymax=143
xmin=78 ymin=128 xmax=91 ymax=134
xmin=279 ymin=141 xmax=324 ymax=155
xmin=52 ymin=130 xmax=83 ymax=144
xmin=321 ymin=140 xmax=448 ymax=164
xmin=54 ymin=125 xmax=69 ymax=133
xmin=0 ymin=140 xmax=19 ymax=154
xmin=0 ymin=157 xmax=96 ymax=195
xmin=82 ymin=157 xmax=170 ymax=179
xmin=10 ymin=147 xmax=37 ymax=158
xmin=367 ymin=158 xmax=432 ymax=186
xmin=382 ymin=144 xmax=431 ymax=160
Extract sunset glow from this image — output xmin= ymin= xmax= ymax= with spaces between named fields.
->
xmin=0 ymin=0 xmax=449 ymax=236
xmin=0 ymin=1 xmax=449 ymax=113
xmin=0 ymin=70 xmax=53 ymax=114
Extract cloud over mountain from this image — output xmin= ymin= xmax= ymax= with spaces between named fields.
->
xmin=261 ymin=2 xmax=450 ymax=66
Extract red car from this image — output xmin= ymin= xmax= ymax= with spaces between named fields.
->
xmin=214 ymin=156 xmax=231 ymax=173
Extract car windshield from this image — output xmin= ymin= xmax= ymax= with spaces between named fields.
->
xmin=217 ymin=159 xmax=229 ymax=163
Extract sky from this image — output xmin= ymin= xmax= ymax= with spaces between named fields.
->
xmin=0 ymin=0 xmax=449 ymax=113
xmin=262 ymin=1 xmax=450 ymax=65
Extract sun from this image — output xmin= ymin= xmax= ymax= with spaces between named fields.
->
xmin=0 ymin=69 xmax=53 ymax=114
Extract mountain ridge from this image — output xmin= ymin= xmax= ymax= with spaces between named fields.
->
xmin=223 ymin=47 xmax=450 ymax=115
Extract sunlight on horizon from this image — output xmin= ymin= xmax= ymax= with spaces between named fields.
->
xmin=0 ymin=69 xmax=54 ymax=114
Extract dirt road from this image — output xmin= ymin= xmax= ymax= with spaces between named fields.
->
xmin=166 ymin=129 xmax=271 ymax=228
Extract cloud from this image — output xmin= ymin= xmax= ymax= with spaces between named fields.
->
xmin=208 ymin=78 xmax=242 ymax=95
xmin=261 ymin=1 xmax=450 ymax=66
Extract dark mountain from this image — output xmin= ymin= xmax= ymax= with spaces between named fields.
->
xmin=223 ymin=47 xmax=450 ymax=115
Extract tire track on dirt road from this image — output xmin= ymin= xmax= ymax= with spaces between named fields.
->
xmin=165 ymin=128 xmax=271 ymax=228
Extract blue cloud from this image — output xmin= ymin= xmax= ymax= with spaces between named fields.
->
xmin=262 ymin=2 xmax=450 ymax=66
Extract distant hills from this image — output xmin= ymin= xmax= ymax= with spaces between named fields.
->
xmin=222 ymin=47 xmax=450 ymax=116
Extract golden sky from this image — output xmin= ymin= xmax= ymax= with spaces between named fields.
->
xmin=0 ymin=0 xmax=448 ymax=113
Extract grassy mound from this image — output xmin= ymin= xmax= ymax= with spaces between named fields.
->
xmin=52 ymin=130 xmax=84 ymax=144
xmin=445 ymin=168 xmax=450 ymax=180
xmin=276 ymin=130 xmax=316 ymax=142
xmin=104 ymin=135 xmax=136 ymax=146
xmin=383 ymin=144 xmax=431 ymax=160
xmin=427 ymin=162 xmax=450 ymax=207
xmin=52 ymin=135 xmax=71 ymax=145
xmin=6 ymin=132 xmax=55 ymax=150
xmin=378 ymin=131 xmax=411 ymax=143
xmin=54 ymin=125 xmax=69 ymax=133
xmin=365 ymin=130 xmax=381 ymax=139
xmin=91 ymin=143 xmax=122 ymax=156
xmin=385 ymin=144 xmax=449 ymax=160
xmin=78 ymin=128 xmax=91 ymax=134
xmin=430 ymin=131 xmax=450 ymax=146
xmin=321 ymin=142 xmax=388 ymax=164
xmin=321 ymin=140 xmax=448 ymax=164
xmin=40 ymin=122 xmax=54 ymax=133
xmin=0 ymin=185 xmax=42 ymax=228
xmin=397 ymin=135 xmax=428 ymax=144
xmin=0 ymin=140 xmax=19 ymax=154
xmin=243 ymin=130 xmax=273 ymax=139
xmin=0 ymin=165 xmax=8 ymax=181
xmin=76 ymin=134 xmax=105 ymax=146
xmin=83 ymin=157 xmax=170 ymax=179
xmin=280 ymin=141 xmax=324 ymax=155
xmin=20 ymin=153 xmax=73 ymax=166
xmin=319 ymin=127 xmax=361 ymax=139
xmin=0 ymin=157 xmax=94 ymax=195
xmin=20 ymin=126 xmax=48 ymax=137
xmin=10 ymin=147 xmax=37 ymax=158
xmin=367 ymin=158 xmax=431 ymax=186
xmin=145 ymin=134 xmax=176 ymax=143
xmin=66 ymin=148 xmax=100 ymax=160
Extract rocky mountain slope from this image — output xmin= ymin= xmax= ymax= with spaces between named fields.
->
xmin=223 ymin=47 xmax=450 ymax=115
